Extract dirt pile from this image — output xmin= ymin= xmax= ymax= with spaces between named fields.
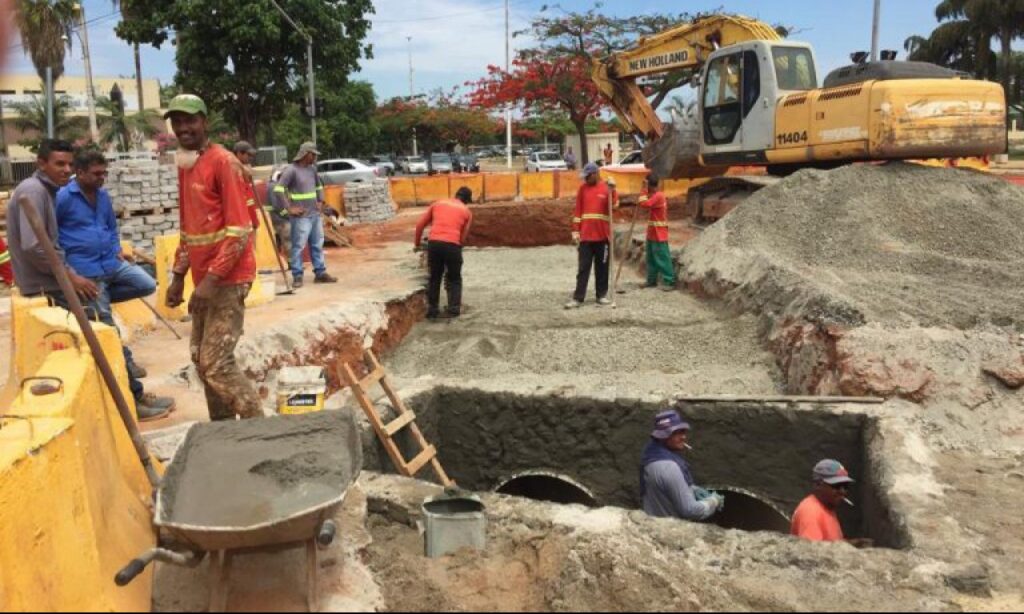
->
xmin=680 ymin=163 xmax=1024 ymax=412
xmin=159 ymin=411 xmax=361 ymax=528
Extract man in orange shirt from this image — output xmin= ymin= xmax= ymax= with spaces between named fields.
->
xmin=791 ymin=459 xmax=871 ymax=547
xmin=164 ymin=95 xmax=262 ymax=422
xmin=415 ymin=187 xmax=474 ymax=319
xmin=566 ymin=163 xmax=618 ymax=309
xmin=638 ymin=175 xmax=675 ymax=291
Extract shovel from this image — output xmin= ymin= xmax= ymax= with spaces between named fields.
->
xmin=615 ymin=202 xmax=648 ymax=294
xmin=249 ymin=178 xmax=295 ymax=295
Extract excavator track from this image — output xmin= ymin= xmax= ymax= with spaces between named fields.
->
xmin=685 ymin=175 xmax=781 ymax=222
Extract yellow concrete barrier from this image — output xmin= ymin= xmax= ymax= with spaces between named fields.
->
xmin=662 ymin=179 xmax=692 ymax=198
xmin=483 ymin=173 xmax=518 ymax=202
xmin=389 ymin=177 xmax=416 ymax=207
xmin=253 ymin=180 xmax=283 ymax=272
xmin=556 ymin=171 xmax=582 ymax=199
xmin=519 ymin=172 xmax=556 ymax=200
xmin=601 ymin=168 xmax=647 ymax=195
xmin=413 ymin=175 xmax=450 ymax=206
xmin=323 ymin=185 xmax=344 ymax=217
xmin=0 ymin=303 xmax=156 ymax=611
xmin=449 ymin=174 xmax=484 ymax=201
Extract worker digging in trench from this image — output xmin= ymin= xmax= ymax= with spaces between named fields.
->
xmin=640 ymin=410 xmax=725 ymax=522
xmin=164 ymin=94 xmax=263 ymax=422
xmin=414 ymin=187 xmax=474 ymax=320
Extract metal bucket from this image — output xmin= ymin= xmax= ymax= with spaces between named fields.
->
xmin=421 ymin=495 xmax=486 ymax=558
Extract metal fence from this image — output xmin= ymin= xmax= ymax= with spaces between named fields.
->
xmin=256 ymin=146 xmax=288 ymax=168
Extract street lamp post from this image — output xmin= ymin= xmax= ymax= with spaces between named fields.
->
xmin=269 ymin=0 xmax=317 ymax=145
xmin=871 ymin=0 xmax=881 ymax=62
xmin=505 ymin=0 xmax=512 ymax=169
xmin=408 ymin=36 xmax=418 ymax=157
xmin=71 ymin=3 xmax=99 ymax=143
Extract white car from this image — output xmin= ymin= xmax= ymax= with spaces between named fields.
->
xmin=399 ymin=156 xmax=429 ymax=174
xmin=605 ymin=150 xmax=646 ymax=171
xmin=525 ymin=151 xmax=568 ymax=172
xmin=317 ymin=158 xmax=379 ymax=185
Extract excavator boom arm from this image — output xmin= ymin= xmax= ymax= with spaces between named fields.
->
xmin=593 ymin=14 xmax=781 ymax=138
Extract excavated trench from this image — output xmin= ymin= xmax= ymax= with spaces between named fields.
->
xmin=368 ymin=387 xmax=908 ymax=548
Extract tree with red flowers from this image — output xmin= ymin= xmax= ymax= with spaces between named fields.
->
xmin=468 ymin=52 xmax=605 ymax=165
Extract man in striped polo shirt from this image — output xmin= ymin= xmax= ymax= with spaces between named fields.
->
xmin=275 ymin=142 xmax=337 ymax=288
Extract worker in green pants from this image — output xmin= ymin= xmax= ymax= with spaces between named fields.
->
xmin=639 ymin=176 xmax=676 ymax=291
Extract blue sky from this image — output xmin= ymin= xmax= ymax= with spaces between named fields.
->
xmin=5 ymin=0 xmax=954 ymax=102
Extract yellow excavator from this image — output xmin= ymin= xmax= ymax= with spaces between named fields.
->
xmin=592 ymin=14 xmax=1007 ymax=219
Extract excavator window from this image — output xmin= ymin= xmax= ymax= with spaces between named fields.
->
xmin=703 ymin=53 xmax=743 ymax=145
xmin=772 ymin=47 xmax=817 ymax=91
xmin=742 ymin=50 xmax=761 ymax=118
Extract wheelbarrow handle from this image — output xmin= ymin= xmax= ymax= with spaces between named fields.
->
xmin=115 ymin=558 xmax=148 ymax=587
xmin=317 ymin=520 xmax=337 ymax=547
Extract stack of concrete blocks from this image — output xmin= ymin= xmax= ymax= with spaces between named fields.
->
xmin=106 ymin=159 xmax=180 ymax=252
xmin=344 ymin=179 xmax=396 ymax=224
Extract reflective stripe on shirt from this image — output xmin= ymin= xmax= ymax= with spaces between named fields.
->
xmin=0 ymin=251 xmax=9 ymax=265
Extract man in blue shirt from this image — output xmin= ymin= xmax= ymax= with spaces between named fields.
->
xmin=640 ymin=410 xmax=724 ymax=521
xmin=55 ymin=150 xmax=174 ymax=422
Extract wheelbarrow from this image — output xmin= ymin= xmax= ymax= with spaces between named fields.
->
xmin=116 ymin=411 xmax=362 ymax=612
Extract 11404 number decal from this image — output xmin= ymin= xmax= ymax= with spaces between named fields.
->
xmin=776 ymin=131 xmax=808 ymax=145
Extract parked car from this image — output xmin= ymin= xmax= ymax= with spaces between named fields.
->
xmin=604 ymin=150 xmax=646 ymax=172
xmin=453 ymin=153 xmax=480 ymax=173
xmin=398 ymin=156 xmax=428 ymax=174
xmin=429 ymin=152 xmax=454 ymax=174
xmin=525 ymin=151 xmax=569 ymax=172
xmin=369 ymin=154 xmax=396 ymax=177
xmin=317 ymin=158 xmax=378 ymax=185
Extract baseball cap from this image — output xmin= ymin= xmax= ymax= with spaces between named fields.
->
xmin=233 ymin=141 xmax=256 ymax=155
xmin=293 ymin=141 xmax=321 ymax=162
xmin=580 ymin=162 xmax=600 ymax=178
xmin=163 ymin=94 xmax=208 ymax=119
xmin=651 ymin=410 xmax=690 ymax=440
xmin=812 ymin=459 xmax=855 ymax=485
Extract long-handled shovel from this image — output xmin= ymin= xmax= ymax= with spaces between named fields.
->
xmin=615 ymin=202 xmax=649 ymax=294
xmin=249 ymin=178 xmax=295 ymax=295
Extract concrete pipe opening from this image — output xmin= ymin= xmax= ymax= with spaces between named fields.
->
xmin=494 ymin=471 xmax=599 ymax=507
xmin=708 ymin=487 xmax=792 ymax=534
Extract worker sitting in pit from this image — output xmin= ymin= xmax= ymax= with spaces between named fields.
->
xmin=791 ymin=459 xmax=873 ymax=548
xmin=640 ymin=410 xmax=724 ymax=522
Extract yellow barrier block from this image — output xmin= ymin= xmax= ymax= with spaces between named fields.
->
xmin=449 ymin=174 xmax=484 ymax=200
xmin=662 ymin=179 xmax=692 ymax=198
xmin=0 ymin=304 xmax=155 ymax=611
xmin=556 ymin=171 xmax=582 ymax=199
xmin=389 ymin=177 xmax=416 ymax=207
xmin=519 ymin=172 xmax=556 ymax=200
xmin=413 ymin=175 xmax=450 ymax=206
xmin=601 ymin=168 xmax=647 ymax=195
xmin=323 ymin=185 xmax=344 ymax=217
xmin=483 ymin=173 xmax=518 ymax=202
xmin=112 ymin=299 xmax=156 ymax=344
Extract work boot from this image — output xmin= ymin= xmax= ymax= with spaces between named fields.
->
xmin=642 ymin=282 xmax=658 ymax=289
xmin=564 ymin=299 xmax=583 ymax=310
xmin=661 ymin=284 xmax=677 ymax=292
xmin=314 ymin=273 xmax=338 ymax=284
xmin=127 ymin=361 xmax=148 ymax=379
xmin=597 ymin=297 xmax=613 ymax=306
xmin=136 ymin=393 xmax=175 ymax=423
xmin=292 ymin=277 xmax=304 ymax=289
xmin=447 ymin=307 xmax=461 ymax=319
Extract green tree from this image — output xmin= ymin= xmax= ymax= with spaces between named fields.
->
xmin=7 ymin=92 xmax=84 ymax=139
xmin=14 ymin=0 xmax=76 ymax=84
xmin=115 ymin=0 xmax=374 ymax=142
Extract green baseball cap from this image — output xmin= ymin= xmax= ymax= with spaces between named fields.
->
xmin=163 ymin=94 xmax=208 ymax=119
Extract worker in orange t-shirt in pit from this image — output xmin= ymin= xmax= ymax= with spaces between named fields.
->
xmin=791 ymin=459 xmax=873 ymax=548
xmin=414 ymin=187 xmax=474 ymax=320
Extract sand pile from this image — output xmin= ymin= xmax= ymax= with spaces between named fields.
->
xmin=682 ymin=163 xmax=1024 ymax=330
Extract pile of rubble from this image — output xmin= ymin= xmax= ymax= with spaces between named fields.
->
xmin=106 ymin=159 xmax=180 ymax=251
xmin=344 ymin=179 xmax=396 ymax=224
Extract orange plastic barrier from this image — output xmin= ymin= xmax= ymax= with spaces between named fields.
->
xmin=519 ymin=172 xmax=556 ymax=200
xmin=483 ymin=173 xmax=518 ymax=202
xmin=389 ymin=177 xmax=417 ymax=207
xmin=555 ymin=171 xmax=582 ymax=199
xmin=323 ymin=185 xmax=344 ymax=216
xmin=413 ymin=175 xmax=450 ymax=206
xmin=449 ymin=174 xmax=484 ymax=201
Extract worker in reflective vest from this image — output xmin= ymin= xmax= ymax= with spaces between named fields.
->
xmin=639 ymin=175 xmax=676 ymax=291
xmin=566 ymin=162 xmax=617 ymax=309
xmin=274 ymin=142 xmax=337 ymax=288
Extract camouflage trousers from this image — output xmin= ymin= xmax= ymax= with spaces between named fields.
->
xmin=190 ymin=283 xmax=262 ymax=421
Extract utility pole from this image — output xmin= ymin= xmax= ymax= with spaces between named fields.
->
xmin=45 ymin=67 xmax=54 ymax=138
xmin=870 ymin=0 xmax=881 ymax=62
xmin=269 ymin=0 xmax=316 ymax=145
xmin=408 ymin=36 xmax=418 ymax=157
xmin=505 ymin=0 xmax=512 ymax=169
xmin=73 ymin=3 xmax=99 ymax=143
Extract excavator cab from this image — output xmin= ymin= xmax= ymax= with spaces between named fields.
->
xmin=698 ymin=41 xmax=818 ymax=164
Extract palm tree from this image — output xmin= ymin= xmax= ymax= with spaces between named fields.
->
xmin=95 ymin=96 xmax=160 ymax=151
xmin=14 ymin=0 xmax=78 ymax=84
xmin=7 ymin=92 xmax=86 ymax=141
xmin=110 ymin=0 xmax=147 ymax=111
xmin=934 ymin=0 xmax=1024 ymax=98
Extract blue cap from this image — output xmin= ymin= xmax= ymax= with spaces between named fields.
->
xmin=651 ymin=410 xmax=690 ymax=439
xmin=813 ymin=459 xmax=855 ymax=485
xmin=581 ymin=162 xmax=600 ymax=178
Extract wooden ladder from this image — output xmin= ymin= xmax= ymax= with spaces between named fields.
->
xmin=339 ymin=350 xmax=454 ymax=487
